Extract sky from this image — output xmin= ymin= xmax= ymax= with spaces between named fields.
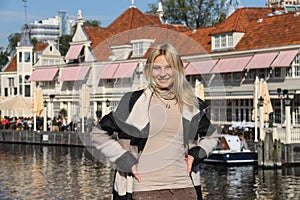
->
xmin=0 ymin=0 xmax=266 ymax=49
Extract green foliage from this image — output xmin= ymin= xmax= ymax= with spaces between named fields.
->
xmin=58 ymin=35 xmax=72 ymax=56
xmin=52 ymin=117 xmax=58 ymax=125
xmin=96 ymin=110 xmax=102 ymax=118
xmin=0 ymin=47 xmax=9 ymax=70
xmin=7 ymin=33 xmax=20 ymax=54
xmin=31 ymin=37 xmax=38 ymax=46
xmin=147 ymin=0 xmax=227 ymax=29
xmin=59 ymin=108 xmax=67 ymax=118
xmin=84 ymin=20 xmax=101 ymax=27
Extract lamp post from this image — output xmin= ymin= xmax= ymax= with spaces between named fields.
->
xmin=285 ymin=95 xmax=291 ymax=144
xmin=104 ymin=99 xmax=111 ymax=116
xmin=106 ymin=99 xmax=111 ymax=107
xmin=277 ymin=88 xmax=283 ymax=126
xmin=43 ymin=100 xmax=47 ymax=132
xmin=277 ymin=88 xmax=289 ymax=127
xmin=49 ymin=95 xmax=55 ymax=118
xmin=258 ymin=96 xmax=264 ymax=140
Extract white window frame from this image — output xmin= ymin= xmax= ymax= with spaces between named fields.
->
xmin=131 ymin=39 xmax=155 ymax=58
xmin=133 ymin=42 xmax=144 ymax=56
xmin=213 ymin=33 xmax=234 ymax=50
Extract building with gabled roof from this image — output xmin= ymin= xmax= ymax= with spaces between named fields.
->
xmin=107 ymin=7 xmax=162 ymax=32
xmin=3 ymin=4 xmax=300 ymax=140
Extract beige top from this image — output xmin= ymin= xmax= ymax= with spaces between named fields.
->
xmin=134 ymin=95 xmax=194 ymax=192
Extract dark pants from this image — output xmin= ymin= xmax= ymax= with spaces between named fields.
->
xmin=113 ymin=189 xmax=132 ymax=200
xmin=133 ymin=187 xmax=197 ymax=200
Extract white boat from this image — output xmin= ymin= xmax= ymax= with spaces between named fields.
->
xmin=203 ymin=134 xmax=258 ymax=165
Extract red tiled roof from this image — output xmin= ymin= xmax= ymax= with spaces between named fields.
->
xmin=84 ymin=8 xmax=162 ymax=50
xmin=211 ymin=7 xmax=277 ymax=35
xmin=235 ymin=11 xmax=300 ymax=50
xmin=34 ymin=43 xmax=48 ymax=52
xmin=93 ymin=26 xmax=206 ymax=61
xmin=84 ymin=26 xmax=115 ymax=49
xmin=87 ymin=6 xmax=299 ymax=57
xmin=107 ymin=7 xmax=161 ymax=32
xmin=86 ymin=7 xmax=197 ymax=61
xmin=157 ymin=24 xmax=190 ymax=32
xmin=184 ymin=26 xmax=216 ymax=53
xmin=4 ymin=55 xmax=17 ymax=72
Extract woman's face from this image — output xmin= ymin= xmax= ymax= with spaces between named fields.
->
xmin=152 ymin=55 xmax=175 ymax=89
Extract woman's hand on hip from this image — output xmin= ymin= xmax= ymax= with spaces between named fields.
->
xmin=185 ymin=155 xmax=195 ymax=176
xmin=131 ymin=164 xmax=141 ymax=182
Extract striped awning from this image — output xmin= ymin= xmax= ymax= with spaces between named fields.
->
xmin=65 ymin=45 xmax=84 ymax=60
xmin=113 ymin=62 xmax=138 ymax=78
xmin=271 ymin=50 xmax=298 ymax=67
xmin=98 ymin=63 xmax=119 ymax=79
xmin=185 ymin=60 xmax=217 ymax=75
xmin=59 ymin=66 xmax=90 ymax=81
xmin=28 ymin=68 xmax=59 ymax=81
xmin=211 ymin=56 xmax=252 ymax=73
xmin=245 ymin=52 xmax=278 ymax=69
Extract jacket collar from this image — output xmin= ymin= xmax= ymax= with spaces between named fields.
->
xmin=125 ymin=87 xmax=200 ymax=131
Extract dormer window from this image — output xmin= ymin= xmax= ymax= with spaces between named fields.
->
xmin=133 ymin=42 xmax=143 ymax=56
xmin=212 ymin=32 xmax=243 ymax=51
xmin=221 ymin=34 xmax=226 ymax=48
xmin=228 ymin=34 xmax=233 ymax=46
xmin=214 ymin=33 xmax=233 ymax=49
xmin=131 ymin=39 xmax=155 ymax=57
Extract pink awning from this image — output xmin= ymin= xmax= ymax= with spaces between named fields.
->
xmin=98 ymin=63 xmax=119 ymax=79
xmin=245 ymin=52 xmax=279 ymax=69
xmin=65 ymin=45 xmax=84 ymax=60
xmin=186 ymin=60 xmax=218 ymax=75
xmin=183 ymin=62 xmax=189 ymax=68
xmin=59 ymin=66 xmax=90 ymax=81
xmin=271 ymin=50 xmax=298 ymax=67
xmin=211 ymin=56 xmax=252 ymax=73
xmin=113 ymin=62 xmax=138 ymax=78
xmin=28 ymin=68 xmax=59 ymax=81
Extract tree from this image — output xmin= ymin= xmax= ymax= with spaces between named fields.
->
xmin=84 ymin=20 xmax=101 ymax=27
xmin=59 ymin=108 xmax=67 ymax=118
xmin=7 ymin=33 xmax=20 ymax=55
xmin=31 ymin=37 xmax=38 ymax=46
xmin=146 ymin=0 xmax=226 ymax=29
xmin=58 ymin=35 xmax=73 ymax=56
xmin=0 ymin=47 xmax=9 ymax=70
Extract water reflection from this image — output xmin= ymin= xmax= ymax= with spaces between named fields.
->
xmin=0 ymin=144 xmax=114 ymax=199
xmin=200 ymin=164 xmax=300 ymax=200
xmin=1 ymin=144 xmax=300 ymax=199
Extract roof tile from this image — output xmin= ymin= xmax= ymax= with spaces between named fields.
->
xmin=235 ymin=11 xmax=300 ymax=50
xmin=4 ymin=55 xmax=17 ymax=72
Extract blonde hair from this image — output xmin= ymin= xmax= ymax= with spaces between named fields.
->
xmin=144 ymin=43 xmax=198 ymax=110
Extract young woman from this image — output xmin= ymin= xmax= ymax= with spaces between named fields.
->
xmin=91 ymin=43 xmax=219 ymax=199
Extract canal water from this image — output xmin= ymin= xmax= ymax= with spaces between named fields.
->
xmin=1 ymin=143 xmax=300 ymax=200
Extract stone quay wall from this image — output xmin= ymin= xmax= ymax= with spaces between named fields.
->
xmin=0 ymin=130 xmax=91 ymax=147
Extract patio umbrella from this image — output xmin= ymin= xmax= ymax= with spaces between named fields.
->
xmin=195 ymin=79 xmax=205 ymax=100
xmin=252 ymin=76 xmax=260 ymax=142
xmin=251 ymin=76 xmax=260 ymax=121
xmin=0 ymin=95 xmax=31 ymax=111
xmin=33 ymin=87 xmax=44 ymax=117
xmin=260 ymin=81 xmax=273 ymax=122
xmin=79 ymin=85 xmax=91 ymax=118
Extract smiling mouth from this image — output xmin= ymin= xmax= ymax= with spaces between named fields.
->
xmin=159 ymin=78 xmax=168 ymax=80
